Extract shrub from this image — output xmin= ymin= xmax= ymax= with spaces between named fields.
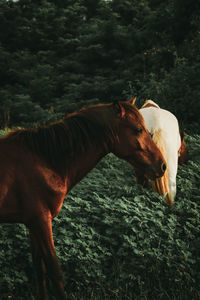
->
xmin=137 ymin=58 xmax=200 ymax=127
xmin=0 ymin=132 xmax=199 ymax=299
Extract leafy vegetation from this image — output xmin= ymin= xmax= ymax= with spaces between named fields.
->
xmin=0 ymin=0 xmax=199 ymax=299
xmin=0 ymin=0 xmax=199 ymax=127
xmin=0 ymin=133 xmax=199 ymax=300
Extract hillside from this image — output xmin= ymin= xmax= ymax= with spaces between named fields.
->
xmin=0 ymin=132 xmax=199 ymax=300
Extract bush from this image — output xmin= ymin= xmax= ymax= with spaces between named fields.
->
xmin=0 ymin=133 xmax=199 ymax=300
xmin=137 ymin=58 xmax=200 ymax=126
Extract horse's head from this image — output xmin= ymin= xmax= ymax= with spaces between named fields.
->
xmin=111 ymin=99 xmax=166 ymax=180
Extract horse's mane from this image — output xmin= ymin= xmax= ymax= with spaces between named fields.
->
xmin=4 ymin=104 xmax=118 ymax=175
xmin=141 ymin=100 xmax=160 ymax=109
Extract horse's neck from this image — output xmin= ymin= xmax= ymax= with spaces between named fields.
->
xmin=64 ymin=107 xmax=114 ymax=190
xmin=66 ymin=144 xmax=107 ymax=191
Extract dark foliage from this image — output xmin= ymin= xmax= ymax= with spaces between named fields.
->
xmin=0 ymin=0 xmax=199 ymax=128
xmin=0 ymin=1 xmax=199 ymax=299
xmin=0 ymin=132 xmax=199 ymax=299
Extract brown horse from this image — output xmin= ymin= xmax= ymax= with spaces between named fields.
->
xmin=0 ymin=99 xmax=166 ymax=300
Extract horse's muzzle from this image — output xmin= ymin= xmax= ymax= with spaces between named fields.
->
xmin=146 ymin=161 xmax=167 ymax=180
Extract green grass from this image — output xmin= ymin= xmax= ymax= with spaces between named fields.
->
xmin=0 ymin=133 xmax=199 ymax=300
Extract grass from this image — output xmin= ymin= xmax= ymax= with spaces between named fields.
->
xmin=0 ymin=132 xmax=199 ymax=300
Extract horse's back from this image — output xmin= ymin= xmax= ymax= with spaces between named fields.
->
xmin=139 ymin=102 xmax=182 ymax=205
xmin=140 ymin=106 xmax=181 ymax=151
xmin=0 ymin=139 xmax=24 ymax=222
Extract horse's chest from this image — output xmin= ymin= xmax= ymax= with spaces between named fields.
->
xmin=37 ymin=166 xmax=67 ymax=218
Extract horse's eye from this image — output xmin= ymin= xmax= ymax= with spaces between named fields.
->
xmin=133 ymin=128 xmax=143 ymax=135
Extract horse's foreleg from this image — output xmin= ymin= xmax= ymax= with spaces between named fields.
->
xmin=29 ymin=231 xmax=48 ymax=300
xmin=28 ymin=217 xmax=67 ymax=300
xmin=166 ymin=153 xmax=179 ymax=205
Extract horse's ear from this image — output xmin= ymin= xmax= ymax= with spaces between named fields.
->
xmin=129 ymin=96 xmax=136 ymax=106
xmin=178 ymin=130 xmax=188 ymax=164
xmin=113 ymin=102 xmax=126 ymax=118
xmin=180 ymin=129 xmax=184 ymax=141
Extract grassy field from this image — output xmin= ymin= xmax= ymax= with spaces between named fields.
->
xmin=0 ymin=132 xmax=199 ymax=300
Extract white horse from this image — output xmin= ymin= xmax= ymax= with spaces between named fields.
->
xmin=135 ymin=100 xmax=188 ymax=206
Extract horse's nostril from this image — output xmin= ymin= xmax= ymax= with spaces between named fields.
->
xmin=161 ymin=162 xmax=166 ymax=173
